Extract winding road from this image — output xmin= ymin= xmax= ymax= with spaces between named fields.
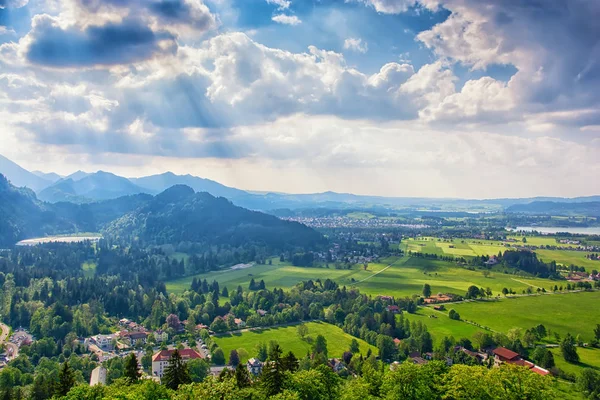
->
xmin=0 ymin=322 xmax=18 ymax=359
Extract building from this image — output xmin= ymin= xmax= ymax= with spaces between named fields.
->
xmin=90 ymin=366 xmax=107 ymax=386
xmin=154 ymin=329 xmax=168 ymax=343
xmin=152 ymin=349 xmax=203 ymax=378
xmin=123 ymin=331 xmax=147 ymax=346
xmin=247 ymin=358 xmax=263 ymax=376
xmin=386 ymin=305 xmax=400 ymax=314
xmin=492 ymin=347 xmax=520 ymax=367
xmin=234 ymin=318 xmax=246 ymax=328
xmin=91 ymin=334 xmax=116 ymax=350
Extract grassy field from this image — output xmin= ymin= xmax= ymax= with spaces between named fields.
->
xmin=213 ymin=321 xmax=377 ymax=363
xmin=405 ymin=307 xmax=485 ymax=345
xmin=537 ymin=249 xmax=599 ymax=271
xmin=167 ymin=255 xmax=558 ymax=300
xmin=447 ymin=291 xmax=600 ymax=341
xmin=352 ymin=257 xmax=553 ymax=298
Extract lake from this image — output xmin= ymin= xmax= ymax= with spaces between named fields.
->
xmin=16 ymin=235 xmax=102 ymax=246
xmin=512 ymin=227 xmax=600 ymax=235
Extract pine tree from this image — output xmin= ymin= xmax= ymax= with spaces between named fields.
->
xmin=124 ymin=352 xmax=141 ymax=384
xmin=56 ymin=361 xmax=75 ymax=397
xmin=162 ymin=349 xmax=192 ymax=390
xmin=235 ymin=363 xmax=251 ymax=388
xmin=261 ymin=343 xmax=285 ymax=396
xmin=282 ymin=351 xmax=298 ymax=372
xmin=561 ymin=333 xmax=580 ymax=363
xmin=229 ymin=349 xmax=240 ymax=367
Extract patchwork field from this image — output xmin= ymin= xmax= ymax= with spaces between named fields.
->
xmin=536 ymin=249 xmax=599 ymax=271
xmin=446 ymin=291 xmax=600 ymax=341
xmin=213 ymin=321 xmax=377 ymax=363
xmin=549 ymin=346 xmax=600 ymax=376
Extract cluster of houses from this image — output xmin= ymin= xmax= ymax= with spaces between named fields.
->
xmin=85 ymin=319 xmax=170 ymax=353
xmin=567 ymin=271 xmax=600 ymax=283
xmin=391 ymin=346 xmax=549 ymax=377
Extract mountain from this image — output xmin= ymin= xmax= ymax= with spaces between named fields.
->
xmin=0 ymin=173 xmax=152 ymax=246
xmin=39 ymin=171 xmax=149 ymax=203
xmin=105 ymin=185 xmax=325 ymax=249
xmin=130 ymin=172 xmax=249 ymax=199
xmin=506 ymin=201 xmax=600 ymax=216
xmin=32 ymin=171 xmax=63 ymax=183
xmin=0 ymin=154 xmax=51 ymax=191
xmin=64 ymin=170 xmax=91 ymax=181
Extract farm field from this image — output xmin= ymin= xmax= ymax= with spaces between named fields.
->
xmin=447 ymin=291 xmax=600 ymax=341
xmin=536 ymin=249 xmax=598 ymax=272
xmin=166 ymin=258 xmax=397 ymax=294
xmin=352 ymin=257 xmax=553 ymax=298
xmin=213 ymin=321 xmax=377 ymax=363
xmin=549 ymin=346 xmax=600 ymax=376
xmin=167 ymin=255 xmax=558 ymax=299
xmin=405 ymin=307 xmax=485 ymax=345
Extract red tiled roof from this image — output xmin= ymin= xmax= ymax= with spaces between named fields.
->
xmin=531 ymin=366 xmax=550 ymax=376
xmin=152 ymin=349 xmax=202 ymax=362
xmin=493 ymin=347 xmax=520 ymax=360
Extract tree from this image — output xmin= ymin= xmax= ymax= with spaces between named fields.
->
xmin=282 ymin=351 xmax=299 ymax=372
xmin=229 ymin=350 xmax=240 ymax=367
xmin=422 ymin=284 xmax=432 ymax=298
xmin=376 ymin=335 xmax=396 ymax=361
xmin=312 ymin=335 xmax=328 ymax=357
xmin=466 ymin=286 xmax=480 ymax=299
xmin=560 ymin=333 xmax=580 ymax=363
xmin=187 ymin=358 xmax=210 ymax=383
xmin=350 ymin=339 xmax=360 ymax=354
xmin=166 ymin=314 xmax=181 ymax=330
xmin=256 ymin=342 xmax=268 ymax=362
xmin=56 ymin=361 xmax=75 ymax=397
xmin=162 ymin=349 xmax=192 ymax=390
xmin=221 ymin=286 xmax=229 ymax=297
xmin=124 ymin=352 xmax=141 ymax=384
xmin=297 ymin=324 xmax=308 ymax=339
xmin=235 ymin=363 xmax=251 ymax=388
xmin=448 ymin=309 xmax=460 ymax=320
xmin=262 ymin=343 xmax=285 ymax=396
xmin=212 ymin=348 xmax=226 ymax=365
xmin=577 ymin=369 xmax=600 ymax=399
xmin=594 ymin=324 xmax=600 ymax=341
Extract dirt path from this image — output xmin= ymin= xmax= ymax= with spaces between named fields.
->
xmin=353 ymin=256 xmax=405 ymax=284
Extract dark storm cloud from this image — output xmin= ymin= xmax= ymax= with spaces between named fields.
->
xmin=25 ymin=16 xmax=176 ymax=67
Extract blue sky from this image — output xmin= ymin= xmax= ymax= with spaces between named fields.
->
xmin=0 ymin=0 xmax=599 ymax=198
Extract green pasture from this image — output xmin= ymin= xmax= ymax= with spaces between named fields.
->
xmin=166 ymin=258 xmax=398 ymax=294
xmin=405 ymin=307 xmax=485 ymax=345
xmin=549 ymin=346 xmax=600 ymax=376
xmin=351 ymin=257 xmax=553 ymax=298
xmin=213 ymin=321 xmax=376 ymax=363
xmin=448 ymin=291 xmax=600 ymax=341
xmin=536 ymin=249 xmax=599 ymax=272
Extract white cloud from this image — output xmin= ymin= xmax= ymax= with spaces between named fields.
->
xmin=355 ymin=0 xmax=418 ymax=14
xmin=265 ymin=0 xmax=291 ymax=10
xmin=343 ymin=38 xmax=368 ymax=53
xmin=271 ymin=14 xmax=301 ymax=25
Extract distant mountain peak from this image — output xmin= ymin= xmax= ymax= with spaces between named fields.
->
xmin=155 ymin=184 xmax=196 ymax=203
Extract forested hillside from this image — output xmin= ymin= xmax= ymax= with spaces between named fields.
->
xmin=105 ymin=185 xmax=326 ymax=250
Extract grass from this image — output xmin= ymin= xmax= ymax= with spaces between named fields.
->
xmin=537 ymin=249 xmax=599 ymax=272
xmin=213 ymin=321 xmax=377 ymax=363
xmin=406 ymin=307 xmax=485 ymax=345
xmin=448 ymin=291 xmax=600 ymax=341
xmin=549 ymin=346 xmax=600 ymax=377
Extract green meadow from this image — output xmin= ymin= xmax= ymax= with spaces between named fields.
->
xmin=405 ymin=307 xmax=485 ymax=345
xmin=213 ymin=321 xmax=377 ymax=363
xmin=549 ymin=346 xmax=600 ymax=376
xmin=447 ymin=291 xmax=600 ymax=341
xmin=536 ymin=249 xmax=599 ymax=272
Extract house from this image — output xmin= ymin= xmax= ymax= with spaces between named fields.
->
xmin=90 ymin=366 xmax=107 ymax=386
xmin=123 ymin=331 xmax=147 ymax=346
xmin=234 ymin=318 xmax=246 ymax=328
xmin=328 ymin=358 xmax=346 ymax=373
xmin=152 ymin=349 xmax=203 ymax=378
xmin=247 ymin=358 xmax=263 ymax=376
xmin=393 ymin=338 xmax=401 ymax=347
xmin=154 ymin=329 xmax=168 ymax=343
xmin=485 ymin=256 xmax=498 ymax=266
xmin=91 ymin=334 xmax=116 ymax=350
xmin=492 ymin=347 xmax=520 ymax=367
xmin=257 ymin=309 xmax=268 ymax=317
xmin=411 ymin=356 xmax=429 ymax=365
xmin=386 ymin=305 xmax=400 ymax=314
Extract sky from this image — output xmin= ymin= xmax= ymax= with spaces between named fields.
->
xmin=0 ymin=0 xmax=599 ymax=198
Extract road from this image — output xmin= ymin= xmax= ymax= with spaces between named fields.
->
xmin=0 ymin=322 xmax=19 ymax=359
xmin=353 ymin=256 xmax=405 ymax=284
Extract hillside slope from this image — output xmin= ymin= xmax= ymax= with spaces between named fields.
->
xmin=105 ymin=185 xmax=325 ymax=250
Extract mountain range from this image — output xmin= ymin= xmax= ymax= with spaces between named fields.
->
xmin=2 ymin=153 xmax=600 ymax=213
xmin=0 ymin=173 xmax=324 ymax=248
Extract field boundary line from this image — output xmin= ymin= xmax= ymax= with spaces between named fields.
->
xmin=353 ymin=256 xmax=404 ymax=284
